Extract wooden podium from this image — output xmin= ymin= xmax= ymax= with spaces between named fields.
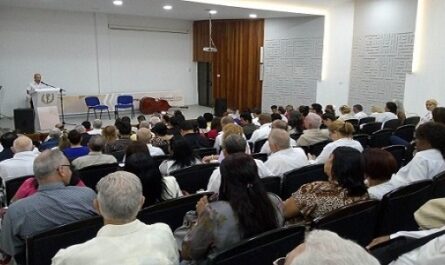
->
xmin=30 ymin=88 xmax=61 ymax=131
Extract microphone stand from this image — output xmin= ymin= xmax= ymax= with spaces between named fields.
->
xmin=41 ymin=82 xmax=75 ymax=126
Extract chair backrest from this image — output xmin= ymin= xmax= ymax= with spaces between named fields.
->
xmin=290 ymin=132 xmax=303 ymax=141
xmin=260 ymin=177 xmax=281 ymax=196
xmin=345 ymin=118 xmax=359 ymax=126
xmin=117 ymin=95 xmax=133 ymax=105
xmin=84 ymin=96 xmax=100 ymax=107
xmin=383 ymin=119 xmax=400 ymax=130
xmin=382 ymin=145 xmax=406 ymax=169
xmin=359 ymin=116 xmax=376 ymax=125
xmin=394 ymin=124 xmax=415 ymax=142
xmin=153 ymin=155 xmax=171 ymax=169
xmin=137 ymin=192 xmax=212 ymax=231
xmin=369 ymin=129 xmax=393 ymax=148
xmin=78 ymin=163 xmax=119 ymax=191
xmin=377 ymin=180 xmax=434 ymax=235
xmin=312 ymin=200 xmax=380 ymax=247
xmin=432 ymin=170 xmax=445 ymax=198
xmin=361 ymin=122 xmax=383 ymax=135
xmin=207 ymin=225 xmax=305 ymax=265
xmin=352 ymin=134 xmax=369 ymax=149
xmin=193 ymin=147 xmax=217 ymax=159
xmin=253 ymin=138 xmax=268 ymax=153
xmin=251 ymin=153 xmax=268 ymax=162
xmin=308 ymin=140 xmax=332 ymax=157
xmin=404 ymin=116 xmax=420 ymax=126
xmin=281 ymin=164 xmax=328 ymax=199
xmin=4 ymin=175 xmax=34 ymax=205
xmin=171 ymin=163 xmax=219 ymax=193
xmin=25 ymin=216 xmax=102 ymax=265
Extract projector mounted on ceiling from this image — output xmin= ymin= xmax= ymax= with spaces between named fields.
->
xmin=203 ymin=11 xmax=218 ymax=53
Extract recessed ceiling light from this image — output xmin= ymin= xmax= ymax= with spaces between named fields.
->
xmin=249 ymin=14 xmax=257 ymax=18
xmin=163 ymin=5 xmax=172 ymax=10
xmin=209 ymin=10 xmax=217 ymax=15
xmin=113 ymin=0 xmax=123 ymax=6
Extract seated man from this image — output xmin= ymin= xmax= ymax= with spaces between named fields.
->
xmin=296 ymin=113 xmax=330 ymax=147
xmin=72 ymin=135 xmax=117 ymax=170
xmin=39 ymin=128 xmax=61 ymax=151
xmin=87 ymin=119 xmax=103 ymax=135
xmin=0 ymin=132 xmax=17 ymax=162
xmin=63 ymin=129 xmax=90 ymax=161
xmin=0 ymin=150 xmax=96 ymax=262
xmin=259 ymin=120 xmax=297 ymax=155
xmin=249 ymin=114 xmax=272 ymax=144
xmin=179 ymin=120 xmax=210 ymax=149
xmin=52 ymin=171 xmax=179 ymax=264
xmin=0 ymin=135 xmax=38 ymax=182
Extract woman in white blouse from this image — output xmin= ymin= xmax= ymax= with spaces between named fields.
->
xmin=310 ymin=120 xmax=363 ymax=164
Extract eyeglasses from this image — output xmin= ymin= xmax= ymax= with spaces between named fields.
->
xmin=273 ymin=257 xmax=286 ymax=265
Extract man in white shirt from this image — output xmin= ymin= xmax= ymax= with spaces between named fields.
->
xmin=373 ymin=102 xmax=398 ymax=125
xmin=213 ymin=116 xmax=235 ymax=153
xmin=249 ymin=114 xmax=272 ymax=144
xmin=72 ymin=136 xmax=117 ymax=170
xmin=0 ymin=136 xmax=39 ymax=182
xmin=296 ymin=113 xmax=330 ymax=147
xmin=26 ymin=73 xmax=46 ymax=109
xmin=207 ymin=134 xmax=271 ymax=193
xmin=136 ymin=128 xmax=165 ymax=157
xmin=260 ymin=120 xmax=297 ymax=155
xmin=353 ymin=104 xmax=368 ymax=120
xmin=52 ymin=171 xmax=179 ymax=265
xmin=87 ymin=119 xmax=102 ymax=135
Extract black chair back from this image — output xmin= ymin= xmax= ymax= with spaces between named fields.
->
xmin=194 ymin=148 xmax=217 ymax=159
xmin=369 ymin=129 xmax=393 ymax=148
xmin=153 ymin=155 xmax=171 ymax=169
xmin=345 ymin=119 xmax=359 ymax=126
xmin=78 ymin=163 xmax=118 ymax=191
xmin=359 ymin=116 xmax=376 ymax=125
xmin=383 ymin=119 xmax=400 ymax=130
xmin=308 ymin=140 xmax=332 ymax=157
xmin=394 ymin=124 xmax=415 ymax=142
xmin=207 ymin=225 xmax=305 ymax=265
xmin=251 ymin=153 xmax=268 ymax=162
xmin=171 ymin=163 xmax=219 ymax=193
xmin=4 ymin=175 xmax=34 ymax=205
xmin=404 ymin=116 xmax=420 ymax=126
xmin=253 ymin=139 xmax=268 ymax=153
xmin=352 ymin=134 xmax=369 ymax=149
xmin=432 ymin=171 xmax=445 ymax=198
xmin=281 ymin=164 xmax=328 ymax=199
xmin=290 ymin=132 xmax=303 ymax=141
xmin=25 ymin=216 xmax=102 ymax=265
xmin=137 ymin=192 xmax=212 ymax=231
xmin=361 ymin=122 xmax=382 ymax=135
xmin=377 ymin=180 xmax=434 ymax=235
xmin=260 ymin=177 xmax=281 ymax=196
xmin=312 ymin=200 xmax=380 ymax=247
xmin=382 ymin=145 xmax=406 ymax=169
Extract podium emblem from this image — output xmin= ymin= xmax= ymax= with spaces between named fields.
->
xmin=41 ymin=93 xmax=55 ymax=104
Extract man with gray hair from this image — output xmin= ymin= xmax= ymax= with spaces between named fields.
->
xmin=136 ymin=128 xmax=165 ymax=156
xmin=39 ymin=128 xmax=62 ymax=151
xmin=0 ymin=135 xmax=38 ymax=181
xmin=88 ymin=119 xmax=103 ymax=135
xmin=52 ymin=171 xmax=179 ymax=264
xmin=259 ymin=120 xmax=297 ymax=155
xmin=206 ymin=134 xmax=272 ymax=192
xmin=282 ymin=230 xmax=379 ymax=265
xmin=264 ymin=129 xmax=308 ymax=178
xmin=0 ymin=150 xmax=96 ymax=261
xmin=72 ymin=135 xmax=117 ymax=170
xmin=296 ymin=112 xmax=330 ymax=147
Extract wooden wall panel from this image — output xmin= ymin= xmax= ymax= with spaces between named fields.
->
xmin=193 ymin=19 xmax=264 ymax=111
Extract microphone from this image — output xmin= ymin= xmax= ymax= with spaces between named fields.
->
xmin=41 ymin=81 xmax=56 ymax=88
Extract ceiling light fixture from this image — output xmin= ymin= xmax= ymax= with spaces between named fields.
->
xmin=209 ymin=10 xmax=218 ymax=15
xmin=163 ymin=5 xmax=173 ymax=10
xmin=249 ymin=14 xmax=258 ymax=18
xmin=203 ymin=11 xmax=217 ymax=53
xmin=113 ymin=0 xmax=123 ymax=6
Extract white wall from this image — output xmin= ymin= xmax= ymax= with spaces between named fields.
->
xmin=405 ymin=0 xmax=445 ymax=116
xmin=0 ymin=7 xmax=196 ymax=116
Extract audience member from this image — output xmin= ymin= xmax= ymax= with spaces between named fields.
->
xmin=136 ymin=128 xmax=165 ymax=156
xmin=125 ymin=153 xmax=182 ymax=207
xmin=373 ymin=101 xmax=398 ymax=125
xmin=0 ymin=132 xmax=17 ymax=162
xmin=58 ymin=131 xmax=71 ymax=150
xmin=206 ymin=117 xmax=221 ymax=140
xmin=213 ymin=116 xmax=234 ymax=152
xmin=88 ymin=119 xmax=102 ymax=135
xmin=249 ymin=114 xmax=272 ymax=144
xmin=283 ymin=147 xmax=369 ymax=224
xmin=420 ymin=99 xmax=438 ymax=125
xmin=260 ymin=120 xmax=297 ymax=155
xmin=159 ymin=139 xmax=201 ymax=176
xmin=71 ymin=136 xmax=117 ymax=170
xmin=338 ymin=105 xmax=355 ymax=121
xmin=393 ymin=99 xmax=407 ymax=125
xmin=110 ymin=121 xmax=133 ymax=162
xmin=310 ymin=120 xmax=362 ymax=164
xmin=264 ymin=129 xmax=308 ymax=177
xmin=196 ymin=116 xmax=208 ymax=134
xmin=288 ymin=111 xmax=304 ymax=134
xmin=75 ymin=124 xmax=92 ymax=146
xmin=432 ymin=106 xmax=445 ymax=125
xmin=368 ymin=122 xmax=445 ymax=199
xmin=211 ymin=123 xmax=249 ymax=162
xmin=324 ymin=104 xmax=336 ymax=117
xmin=52 ymin=171 xmax=179 ymax=264
xmin=151 ymin=122 xmax=173 ymax=155
xmin=63 ymin=129 xmax=89 ymax=161
xmin=271 ymin=113 xmax=282 ymax=122
xmin=414 ymin=198 xmax=445 ymax=230
xmin=149 ymin=115 xmax=161 ymax=128
xmin=203 ymin=112 xmax=214 ymax=130
xmin=296 ymin=112 xmax=330 ymax=147
xmin=39 ymin=128 xmax=61 ymax=151
xmin=298 ymin=106 xmax=310 ymax=117
xmin=321 ymin=112 xmax=336 ymax=128
xmin=251 ymin=107 xmax=262 ymax=126
xmin=179 ymin=120 xmax=210 ymax=149
xmin=363 ymin=148 xmax=398 ymax=189
xmin=0 ymin=136 xmax=38 ymax=181
xmin=0 ymin=150 xmax=96 ymax=261
xmin=271 ymin=105 xmax=278 ymax=114
xmin=182 ymin=153 xmax=282 ymax=262
xmin=278 ymin=106 xmax=288 ymax=122
xmin=353 ymin=104 xmax=368 ymax=120
xmin=239 ymin=111 xmax=258 ymax=139
xmin=310 ymin=103 xmax=323 ymax=117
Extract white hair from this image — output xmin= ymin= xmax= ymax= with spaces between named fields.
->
xmin=33 ymin=149 xmax=67 ymax=180
xmin=304 ymin=113 xmax=322 ymax=129
xmin=290 ymin=230 xmax=380 ymax=265
xmin=92 ymin=119 xmax=102 ymax=129
xmin=269 ymin=128 xmax=290 ymax=150
xmin=74 ymin=125 xmax=86 ymax=134
xmin=96 ymin=171 xmax=143 ymax=222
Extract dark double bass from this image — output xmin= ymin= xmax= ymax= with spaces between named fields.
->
xmin=139 ymin=97 xmax=171 ymax=114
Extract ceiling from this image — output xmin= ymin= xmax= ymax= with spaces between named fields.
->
xmin=0 ymin=0 xmax=345 ymax=20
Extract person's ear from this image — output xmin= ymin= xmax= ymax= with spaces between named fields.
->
xmin=93 ymin=198 xmax=101 ymax=215
xmin=140 ymin=196 xmax=145 ymax=209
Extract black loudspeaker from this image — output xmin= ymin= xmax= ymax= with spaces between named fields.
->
xmin=14 ymin=108 xmax=35 ymax=133
xmin=214 ymin=98 xmax=227 ymax=117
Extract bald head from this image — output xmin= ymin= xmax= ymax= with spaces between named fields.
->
xmin=268 ymin=128 xmax=290 ymax=151
xmin=304 ymin=112 xmax=322 ymax=129
xmin=13 ymin=136 xmax=33 ymax=153
xmin=272 ymin=120 xmax=288 ymax=130
xmin=136 ymin=128 xmax=152 ymax=144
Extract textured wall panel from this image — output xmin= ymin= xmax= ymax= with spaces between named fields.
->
xmin=349 ymin=32 xmax=414 ymax=111
xmin=262 ymin=37 xmax=323 ymax=111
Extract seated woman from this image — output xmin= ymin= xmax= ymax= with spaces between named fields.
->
xmin=338 ymin=105 xmax=355 ymax=121
xmin=363 ymin=148 xmax=398 ymax=188
xmin=151 ymin=122 xmax=174 ymax=155
xmin=181 ymin=153 xmax=283 ymax=263
xmin=283 ymin=146 xmax=369 ymax=224
xmin=159 ymin=139 xmax=201 ymax=176
xmin=310 ymin=120 xmax=363 ymax=164
xmin=124 ymin=152 xmax=182 ymax=207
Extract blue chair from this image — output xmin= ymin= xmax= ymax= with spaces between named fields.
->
xmin=115 ymin=95 xmax=135 ymax=118
xmin=84 ymin=96 xmax=110 ymax=121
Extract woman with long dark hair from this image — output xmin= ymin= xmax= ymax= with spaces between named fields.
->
xmin=124 ymin=152 xmax=182 ymax=207
xmin=158 ymin=139 xmax=201 ymax=176
xmin=283 ymin=146 xmax=369 ymax=224
xmin=181 ymin=153 xmax=282 ymax=262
